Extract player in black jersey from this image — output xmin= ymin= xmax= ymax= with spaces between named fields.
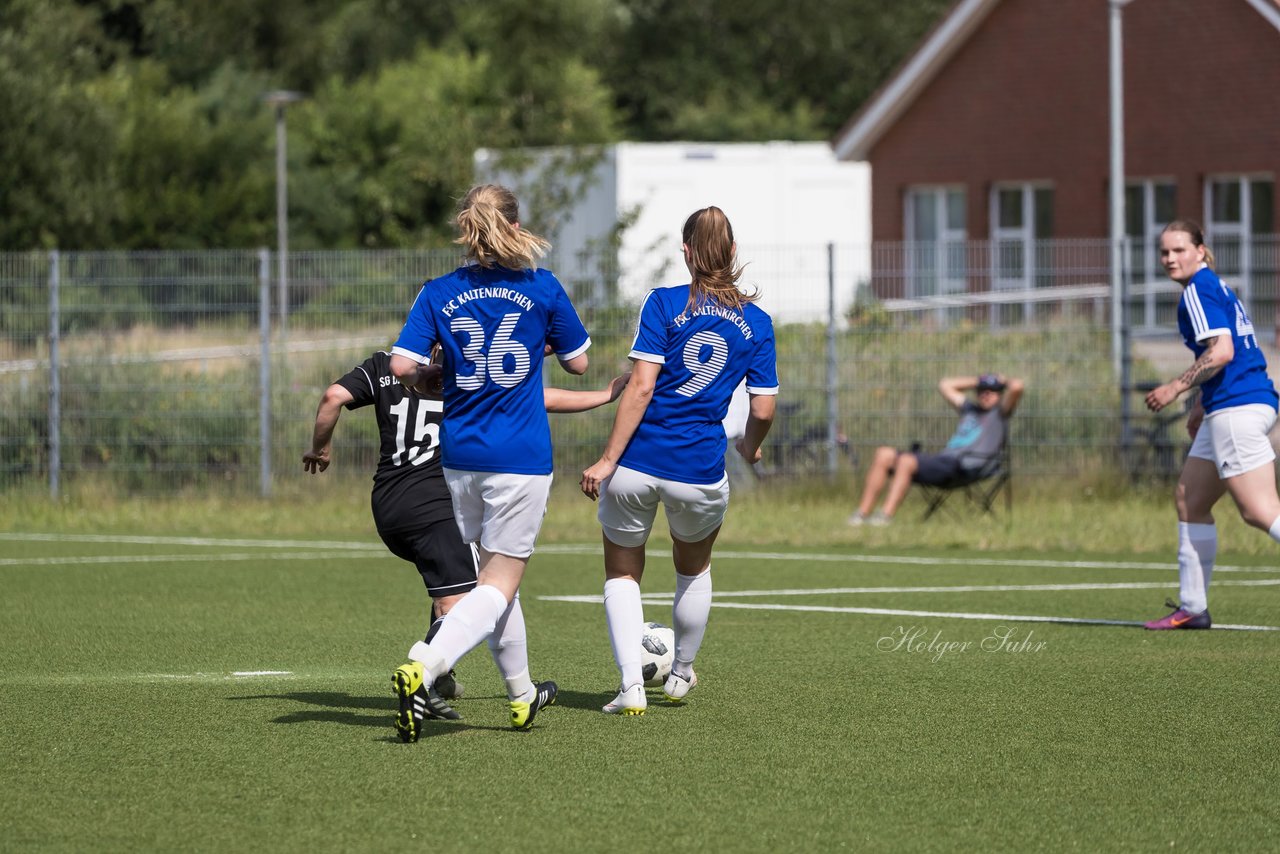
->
xmin=304 ymin=349 xmax=627 ymax=728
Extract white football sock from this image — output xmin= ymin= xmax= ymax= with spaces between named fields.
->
xmin=406 ymin=640 xmax=446 ymax=681
xmin=604 ymin=577 xmax=645 ymax=689
xmin=410 ymin=584 xmax=508 ymax=676
xmin=1177 ymin=522 xmax=1217 ymax=614
xmin=1268 ymin=515 xmax=1280 ymax=544
xmin=488 ymin=593 xmax=534 ymax=701
xmin=671 ymin=564 xmax=712 ymax=680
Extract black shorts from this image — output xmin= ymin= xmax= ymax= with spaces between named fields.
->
xmin=910 ymin=452 xmax=966 ymax=486
xmin=378 ymin=518 xmax=478 ymax=600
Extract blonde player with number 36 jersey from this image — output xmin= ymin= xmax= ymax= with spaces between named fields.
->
xmin=581 ymin=206 xmax=777 ymax=716
xmin=387 ymin=184 xmax=591 ymax=743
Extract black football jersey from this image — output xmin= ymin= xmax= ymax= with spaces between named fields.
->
xmin=334 ymin=351 xmax=455 ymax=531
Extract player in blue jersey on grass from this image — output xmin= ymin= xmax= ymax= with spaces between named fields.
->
xmin=385 ymin=184 xmax=592 ymax=742
xmin=580 ymin=206 xmax=777 ymax=715
xmin=1142 ymin=220 xmax=1280 ymax=630
xmin=304 ymin=347 xmax=628 ymax=728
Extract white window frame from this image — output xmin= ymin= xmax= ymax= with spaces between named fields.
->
xmin=1126 ymin=178 xmax=1176 ymax=329
xmin=989 ymin=182 xmax=1052 ymax=294
xmin=1204 ymin=174 xmax=1274 ymax=318
xmin=1127 ymin=179 xmax=1176 ymax=282
xmin=904 ymin=186 xmax=967 ymax=300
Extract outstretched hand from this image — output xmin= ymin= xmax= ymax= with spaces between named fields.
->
xmin=1144 ymin=382 xmax=1179 ymax=412
xmin=302 ymin=448 xmax=330 ymax=474
xmin=607 ymin=372 xmax=632 ymax=402
xmin=580 ymin=458 xmax=616 ymax=500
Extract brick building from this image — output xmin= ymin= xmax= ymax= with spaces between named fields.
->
xmin=833 ymin=0 xmax=1280 ymax=303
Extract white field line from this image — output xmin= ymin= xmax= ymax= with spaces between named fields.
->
xmin=681 ymin=579 xmax=1280 ymax=596
xmin=0 ymin=552 xmax=388 ymax=568
xmin=539 ymin=593 xmax=1280 ymax=632
xmin=5 ymin=530 xmax=1280 ymax=632
xmin=543 ymin=577 xmax=1280 ymax=602
xmin=538 ymin=543 xmax=1280 ymax=575
xmin=0 ymin=671 xmax=300 ymax=686
xmin=0 ymin=533 xmax=384 ymax=551
xmin=702 ymin=549 xmax=1280 ymax=575
xmin=5 ymin=533 xmax=1280 ymax=575
xmin=707 ymin=602 xmax=1280 ymax=632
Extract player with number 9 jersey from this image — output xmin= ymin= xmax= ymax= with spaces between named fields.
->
xmin=392 ymin=264 xmax=590 ymax=475
xmin=621 ymin=284 xmax=777 ymax=484
xmin=580 ymin=206 xmax=777 ymax=717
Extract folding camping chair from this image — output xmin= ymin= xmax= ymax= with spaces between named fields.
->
xmin=918 ymin=433 xmax=1012 ymax=522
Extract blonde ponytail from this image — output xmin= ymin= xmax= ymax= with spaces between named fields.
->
xmin=454 ymin=184 xmax=551 ymax=270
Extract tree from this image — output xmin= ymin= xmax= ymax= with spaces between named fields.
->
xmin=603 ymin=0 xmax=951 ymax=141
xmin=0 ymin=0 xmax=954 ymax=249
xmin=92 ymin=62 xmax=278 ymax=249
xmin=298 ymin=39 xmax=617 ymax=248
xmin=0 ymin=0 xmax=120 ymax=248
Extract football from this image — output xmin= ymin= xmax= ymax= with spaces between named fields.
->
xmin=640 ymin=621 xmax=675 ymax=687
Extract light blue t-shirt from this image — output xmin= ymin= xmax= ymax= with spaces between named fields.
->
xmin=392 ymin=264 xmax=590 ymax=474
xmin=942 ymin=401 xmax=1006 ymax=471
xmin=620 ymin=285 xmax=779 ymax=485
xmin=1176 ymin=265 xmax=1277 ymax=414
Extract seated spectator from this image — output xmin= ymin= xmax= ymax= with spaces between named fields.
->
xmin=848 ymin=373 xmax=1025 ymax=526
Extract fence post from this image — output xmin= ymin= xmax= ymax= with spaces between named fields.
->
xmin=258 ymin=248 xmax=272 ymax=497
xmin=1143 ymin=239 xmax=1156 ymax=330
xmin=826 ymin=242 xmax=839 ymax=477
xmin=1118 ymin=235 xmax=1134 ymax=464
xmin=48 ymin=250 xmax=61 ymax=499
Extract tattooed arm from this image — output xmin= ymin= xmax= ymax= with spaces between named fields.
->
xmin=1144 ymin=335 xmax=1235 ymax=413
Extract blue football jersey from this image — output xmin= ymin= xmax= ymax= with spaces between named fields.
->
xmin=1176 ymin=266 xmax=1277 ymax=414
xmin=620 ymin=285 xmax=779 ymax=484
xmin=392 ymin=264 xmax=590 ymax=474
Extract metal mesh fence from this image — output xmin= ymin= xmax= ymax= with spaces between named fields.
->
xmin=3 ymin=239 xmax=1275 ymax=497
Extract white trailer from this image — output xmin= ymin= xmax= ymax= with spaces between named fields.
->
xmin=474 ymin=142 xmax=870 ymax=324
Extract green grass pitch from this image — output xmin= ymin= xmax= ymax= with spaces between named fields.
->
xmin=2 ymin=530 xmax=1279 ymax=851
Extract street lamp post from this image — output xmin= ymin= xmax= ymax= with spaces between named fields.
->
xmin=1110 ymin=1 xmax=1135 ymax=454
xmin=263 ymin=90 xmax=305 ymax=334
xmin=1109 ymin=0 xmax=1133 ymax=380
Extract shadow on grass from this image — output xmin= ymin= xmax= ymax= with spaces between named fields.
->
xmin=546 ymin=687 xmax=605 ymax=713
xmin=227 ymin=691 xmax=517 ymax=735
xmin=228 ymin=691 xmax=391 ymax=728
xmin=550 ymin=686 xmax=688 ymax=713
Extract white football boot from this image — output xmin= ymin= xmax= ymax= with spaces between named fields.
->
xmin=662 ymin=670 xmax=698 ymax=703
xmin=602 ymin=683 xmax=647 ymax=715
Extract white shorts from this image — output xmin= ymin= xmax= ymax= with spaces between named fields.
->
xmin=1187 ymin=403 xmax=1277 ymax=478
xmin=443 ymin=468 xmax=553 ymax=559
xmin=598 ymin=465 xmax=729 ymax=548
